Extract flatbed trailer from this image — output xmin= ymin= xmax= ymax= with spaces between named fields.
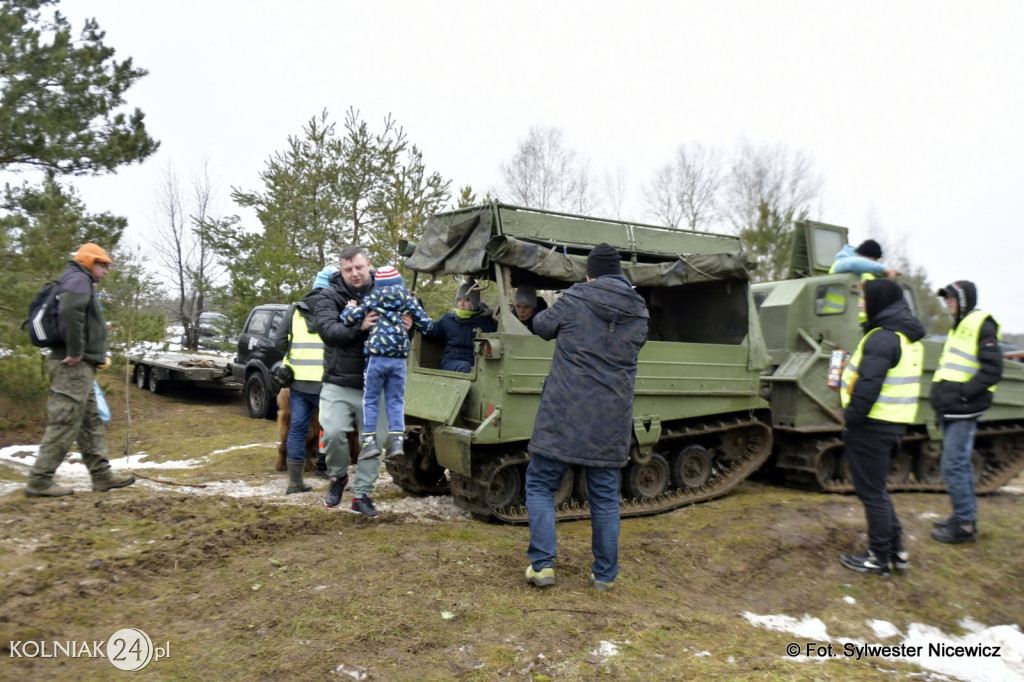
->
xmin=129 ymin=352 xmax=242 ymax=394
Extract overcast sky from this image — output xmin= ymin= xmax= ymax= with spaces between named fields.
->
xmin=59 ymin=1 xmax=1024 ymax=332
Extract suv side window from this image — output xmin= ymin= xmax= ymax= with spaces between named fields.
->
xmin=247 ymin=309 xmax=273 ymax=336
xmin=269 ymin=310 xmax=286 ymax=337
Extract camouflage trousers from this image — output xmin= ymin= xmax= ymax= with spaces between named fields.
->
xmin=28 ymin=360 xmax=111 ymax=487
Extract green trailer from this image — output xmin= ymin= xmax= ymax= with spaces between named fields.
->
xmin=388 ymin=203 xmax=774 ymax=521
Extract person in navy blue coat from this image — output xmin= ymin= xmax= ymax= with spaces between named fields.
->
xmin=424 ymin=280 xmax=497 ymax=372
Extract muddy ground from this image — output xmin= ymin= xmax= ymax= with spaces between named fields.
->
xmin=1 ymin=378 xmax=1022 ymax=680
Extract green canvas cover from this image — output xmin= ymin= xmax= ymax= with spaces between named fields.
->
xmin=405 ymin=204 xmax=752 ymax=285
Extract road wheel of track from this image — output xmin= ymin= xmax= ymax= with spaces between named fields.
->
xmin=552 ymin=469 xmax=574 ymax=507
xmin=887 ymin=449 xmax=912 ymax=485
xmin=913 ymin=453 xmax=943 ymax=485
xmin=573 ymin=467 xmax=589 ymax=504
xmin=671 ymin=445 xmax=712 ymax=489
xmin=134 ymin=364 xmax=148 ymax=390
xmin=624 ymin=452 xmax=669 ymax=500
xmin=486 ymin=464 xmax=523 ymax=509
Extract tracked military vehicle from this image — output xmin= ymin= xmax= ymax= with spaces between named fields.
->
xmin=753 ymin=220 xmax=1024 ymax=492
xmin=387 ymin=202 xmax=773 ymax=521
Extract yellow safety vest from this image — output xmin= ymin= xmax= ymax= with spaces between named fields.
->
xmin=840 ymin=328 xmax=924 ymax=424
xmin=934 ymin=309 xmax=998 ymax=394
xmin=283 ymin=308 xmax=325 ymax=383
xmin=824 ymin=265 xmax=875 ymax=321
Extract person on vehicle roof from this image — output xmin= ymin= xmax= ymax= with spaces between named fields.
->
xmin=25 ymin=243 xmax=135 ymax=498
xmin=316 ymin=246 xmax=412 ymax=518
xmin=523 ymin=243 xmax=648 ymax=592
xmin=929 ymin=280 xmax=1003 ymax=545
xmin=423 ymin=280 xmax=497 ymax=373
xmin=838 ymin=278 xmax=925 ymax=577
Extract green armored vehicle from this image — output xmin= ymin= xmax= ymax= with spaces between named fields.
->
xmin=388 ymin=203 xmax=773 ymax=521
xmin=753 ymin=220 xmax=1024 ymax=492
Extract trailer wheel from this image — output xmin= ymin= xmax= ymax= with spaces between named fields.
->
xmin=245 ymin=372 xmax=277 ymax=420
xmin=134 ymin=364 xmax=149 ymax=390
xmin=148 ymin=371 xmax=167 ymax=395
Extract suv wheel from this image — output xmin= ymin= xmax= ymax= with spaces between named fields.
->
xmin=244 ymin=372 xmax=277 ymax=420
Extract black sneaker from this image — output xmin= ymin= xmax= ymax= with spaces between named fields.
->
xmin=350 ymin=495 xmax=380 ymax=518
xmin=357 ymin=435 xmax=380 ymax=461
xmin=891 ymin=549 xmax=910 ymax=570
xmin=933 ymin=516 xmax=955 ymax=529
xmin=324 ymin=474 xmax=348 ymax=508
xmin=931 ymin=521 xmax=977 ymax=544
xmin=384 ymin=433 xmax=404 ymax=462
xmin=839 ymin=550 xmax=891 ymax=577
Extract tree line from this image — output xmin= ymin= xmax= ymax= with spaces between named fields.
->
xmin=1 ymin=0 xmax=951 ymax=369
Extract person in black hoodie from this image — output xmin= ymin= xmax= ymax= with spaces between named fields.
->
xmin=929 ymin=280 xmax=1003 ymax=544
xmin=838 ymin=279 xmax=925 ymax=576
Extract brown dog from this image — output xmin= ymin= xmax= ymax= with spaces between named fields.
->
xmin=275 ymin=387 xmax=359 ymax=471
xmin=275 ymin=388 xmax=320 ymax=472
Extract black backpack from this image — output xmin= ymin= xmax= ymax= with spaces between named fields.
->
xmin=23 ymin=281 xmax=63 ymax=347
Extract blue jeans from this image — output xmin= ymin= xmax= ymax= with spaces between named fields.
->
xmin=286 ymin=387 xmax=320 ymax=462
xmin=940 ymin=418 xmax=978 ymax=522
xmin=362 ymin=356 xmax=406 ymax=434
xmin=525 ymin=453 xmax=621 ymax=584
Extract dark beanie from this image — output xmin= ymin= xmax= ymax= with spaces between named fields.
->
xmin=855 ymin=239 xmax=883 ymax=259
xmin=862 ymin=278 xmax=903 ymax=320
xmin=586 ymin=243 xmax=621 ymax=278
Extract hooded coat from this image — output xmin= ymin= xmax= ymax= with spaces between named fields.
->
xmin=273 ymin=286 xmax=327 ymax=394
xmin=53 ymin=260 xmax=107 ymax=363
xmin=424 ymin=303 xmax=497 ymax=371
xmin=929 ymin=280 xmax=1003 ymax=417
xmin=528 ymin=276 xmax=649 ymax=468
xmin=843 ymin=280 xmax=926 ymax=434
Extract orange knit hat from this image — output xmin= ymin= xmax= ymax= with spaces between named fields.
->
xmin=73 ymin=243 xmax=113 ymax=270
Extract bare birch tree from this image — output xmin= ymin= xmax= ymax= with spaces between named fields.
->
xmin=497 ymin=125 xmax=596 ymax=213
xmin=152 ymin=161 xmax=225 ymax=348
xmin=641 ymin=142 xmax=723 ymax=231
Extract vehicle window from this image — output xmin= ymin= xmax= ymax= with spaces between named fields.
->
xmin=269 ymin=311 xmax=285 ymax=336
xmin=815 ymin=284 xmax=846 ymax=316
xmin=247 ymin=310 xmax=271 ymax=336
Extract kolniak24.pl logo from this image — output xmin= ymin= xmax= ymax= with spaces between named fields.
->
xmin=9 ymin=628 xmax=169 ymax=671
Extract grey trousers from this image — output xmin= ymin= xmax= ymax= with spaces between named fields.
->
xmin=29 ymin=360 xmax=112 ymax=487
xmin=319 ymin=383 xmax=387 ymax=497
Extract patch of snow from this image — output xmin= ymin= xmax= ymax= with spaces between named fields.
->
xmin=742 ymin=612 xmax=830 ymax=641
xmin=869 ymin=619 xmax=901 ymax=639
xmin=0 ymin=445 xmax=471 ymax=521
xmin=744 ymin=611 xmax=1024 ymax=681
xmin=589 ymin=640 xmax=619 ymax=661
xmin=843 ymin=596 xmax=857 ymax=605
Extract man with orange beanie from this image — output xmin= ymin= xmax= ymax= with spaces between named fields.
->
xmin=25 ymin=243 xmax=135 ymax=497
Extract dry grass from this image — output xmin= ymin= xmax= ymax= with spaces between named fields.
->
xmin=1 ymin=375 xmax=1022 ymax=680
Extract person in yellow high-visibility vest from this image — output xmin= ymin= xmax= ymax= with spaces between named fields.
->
xmin=271 ymin=266 xmax=334 ymax=495
xmin=838 ymin=279 xmax=925 ymax=576
xmin=929 ymin=280 xmax=1003 ymax=544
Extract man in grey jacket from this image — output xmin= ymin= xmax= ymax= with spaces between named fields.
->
xmin=25 ymin=243 xmax=135 ymax=497
xmin=524 ymin=243 xmax=648 ymax=591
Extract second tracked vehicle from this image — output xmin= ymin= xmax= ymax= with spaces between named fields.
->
xmin=753 ymin=221 xmax=1024 ymax=493
xmin=387 ymin=203 xmax=774 ymax=522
